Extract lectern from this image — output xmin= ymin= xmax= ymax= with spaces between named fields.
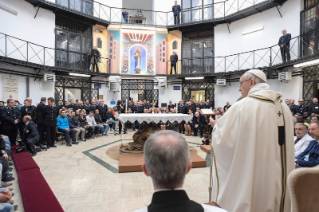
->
xmin=200 ymin=109 xmax=215 ymax=145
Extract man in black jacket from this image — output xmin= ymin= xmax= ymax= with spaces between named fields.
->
xmin=170 ymin=51 xmax=178 ymax=74
xmin=1 ymin=99 xmax=21 ymax=146
xmin=98 ymin=100 xmax=108 ymax=122
xmin=192 ymin=112 xmax=206 ymax=138
xmin=69 ymin=111 xmax=86 ymax=141
xmin=136 ymin=130 xmax=222 ymax=212
xmin=278 ymin=29 xmax=291 ymax=62
xmin=172 ymin=1 xmax=181 ymax=24
xmin=43 ymin=97 xmax=58 ymax=149
xmin=293 ymin=98 xmax=308 ymax=115
xmin=106 ymin=108 xmax=116 ymax=131
xmin=36 ymin=97 xmax=46 ymax=148
xmin=309 ymin=97 xmax=319 ymax=115
xmin=19 ymin=99 xmax=37 ymax=140
xmin=22 ymin=115 xmax=38 ymax=156
xmin=90 ymin=46 xmax=101 ymax=73
xmin=83 ymin=99 xmax=91 ymax=115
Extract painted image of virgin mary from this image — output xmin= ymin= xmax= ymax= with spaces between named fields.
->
xmin=133 ymin=49 xmax=141 ymax=74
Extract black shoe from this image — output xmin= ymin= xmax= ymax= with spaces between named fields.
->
xmin=82 ymin=138 xmax=86 ymax=142
xmin=72 ymin=141 xmax=79 ymax=145
xmin=47 ymin=146 xmax=50 ymax=149
xmin=133 ymin=129 xmax=136 ymax=131
xmin=50 ymin=145 xmax=57 ymax=148
xmin=200 ymin=136 xmax=203 ymax=138
xmin=31 ymin=152 xmax=37 ymax=157
xmin=2 ymin=175 xmax=15 ymax=182
xmin=66 ymin=143 xmax=72 ymax=147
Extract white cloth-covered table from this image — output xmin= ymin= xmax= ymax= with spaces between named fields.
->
xmin=118 ymin=113 xmax=192 ymax=124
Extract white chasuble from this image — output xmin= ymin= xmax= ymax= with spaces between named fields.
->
xmin=211 ymin=84 xmax=294 ymax=212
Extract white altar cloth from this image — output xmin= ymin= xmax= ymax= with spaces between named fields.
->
xmin=118 ymin=113 xmax=192 ymax=124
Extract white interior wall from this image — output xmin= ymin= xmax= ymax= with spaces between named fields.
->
xmin=28 ymin=77 xmax=55 ymax=105
xmin=214 ymin=0 xmax=301 ymax=73
xmin=158 ymin=82 xmax=182 ymax=106
xmin=0 ymin=0 xmax=55 ymax=66
xmin=214 ymin=76 xmax=304 ymax=107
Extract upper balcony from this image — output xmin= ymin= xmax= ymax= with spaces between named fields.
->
xmin=25 ymin=0 xmax=285 ymax=29
xmin=0 ymin=32 xmax=110 ymax=76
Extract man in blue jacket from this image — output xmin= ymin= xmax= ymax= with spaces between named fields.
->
xmin=295 ymin=122 xmax=319 ymax=168
xmin=57 ymin=110 xmax=78 ymax=147
xmin=172 ymin=1 xmax=181 ymax=24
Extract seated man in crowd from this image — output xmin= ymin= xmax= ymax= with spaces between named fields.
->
xmin=57 ymin=110 xmax=78 ymax=147
xmin=184 ymin=109 xmax=194 ymax=136
xmin=86 ymin=111 xmax=99 ymax=138
xmin=297 ymin=114 xmax=309 ymax=127
xmin=294 ymin=123 xmax=313 ymax=157
xmin=192 ymin=111 xmax=206 ymax=138
xmin=295 ymin=122 xmax=319 ymax=168
xmin=22 ymin=115 xmax=38 ymax=156
xmin=106 ymin=108 xmax=116 ymax=131
xmin=68 ymin=111 xmax=86 ymax=142
xmin=78 ymin=111 xmax=92 ymax=139
xmin=94 ymin=109 xmax=109 ymax=136
xmin=135 ymin=130 xmax=226 ymax=212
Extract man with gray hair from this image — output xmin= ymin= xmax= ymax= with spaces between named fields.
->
xmin=210 ymin=69 xmax=294 ymax=212
xmin=294 ymin=123 xmax=313 ymax=157
xmin=134 ymin=130 xmax=226 ymax=212
xmin=22 ymin=115 xmax=38 ymax=156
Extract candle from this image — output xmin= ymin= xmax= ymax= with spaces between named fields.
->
xmin=125 ymin=99 xmax=128 ymax=111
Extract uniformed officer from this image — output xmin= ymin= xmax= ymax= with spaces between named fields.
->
xmin=90 ymin=100 xmax=97 ymax=114
xmin=278 ymin=29 xmax=291 ymax=62
xmin=75 ymin=100 xmax=84 ymax=111
xmin=84 ymin=99 xmax=91 ymax=115
xmin=128 ymin=100 xmax=133 ymax=110
xmin=137 ymin=101 xmax=144 ymax=113
xmin=0 ymin=99 xmax=21 ymax=146
xmin=36 ymin=97 xmax=46 ymax=148
xmin=22 ymin=115 xmax=39 ymax=156
xmin=43 ymin=97 xmax=58 ymax=149
xmin=67 ymin=99 xmax=77 ymax=111
xmin=293 ymin=99 xmax=308 ymax=115
xmin=98 ymin=100 xmax=108 ymax=122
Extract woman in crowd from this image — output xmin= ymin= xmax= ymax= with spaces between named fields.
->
xmin=184 ymin=109 xmax=194 ymax=136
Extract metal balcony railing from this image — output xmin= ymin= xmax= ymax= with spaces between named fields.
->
xmin=0 ymin=32 xmax=110 ymax=75
xmin=168 ymin=28 xmax=319 ymax=75
xmin=42 ymin=0 xmax=271 ymax=27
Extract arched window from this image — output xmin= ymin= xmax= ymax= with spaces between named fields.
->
xmin=97 ymin=38 xmax=102 ymax=48
xmin=172 ymin=40 xmax=178 ymax=50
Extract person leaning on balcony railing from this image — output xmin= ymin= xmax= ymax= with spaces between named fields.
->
xmin=172 ymin=1 xmax=181 ymax=25
xmin=89 ymin=46 xmax=101 ymax=73
xmin=122 ymin=8 xmax=128 ymax=23
xmin=278 ymin=29 xmax=291 ymax=62
xmin=170 ymin=51 xmax=178 ymax=74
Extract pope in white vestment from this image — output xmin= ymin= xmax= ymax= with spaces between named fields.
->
xmin=210 ymin=70 xmax=294 ymax=212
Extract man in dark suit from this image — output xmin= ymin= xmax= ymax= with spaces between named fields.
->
xmin=43 ymin=97 xmax=58 ymax=149
xmin=135 ymin=130 xmax=224 ymax=212
xmin=67 ymin=99 xmax=77 ymax=111
xmin=278 ymin=29 xmax=291 ymax=62
xmin=293 ymin=98 xmax=308 ymax=115
xmin=170 ymin=51 xmax=178 ymax=74
xmin=90 ymin=46 xmax=101 ymax=73
xmin=98 ymin=100 xmax=108 ymax=122
xmin=168 ymin=100 xmax=176 ymax=112
xmin=36 ymin=97 xmax=46 ymax=148
xmin=19 ymin=99 xmax=37 ymax=140
xmin=1 ymin=99 xmax=21 ymax=146
xmin=22 ymin=115 xmax=38 ymax=156
xmin=192 ymin=112 xmax=206 ymax=138
xmin=90 ymin=99 xmax=97 ymax=114
xmin=295 ymin=122 xmax=319 ymax=168
xmin=172 ymin=0 xmax=181 ymax=24
xmin=84 ymin=99 xmax=91 ymax=115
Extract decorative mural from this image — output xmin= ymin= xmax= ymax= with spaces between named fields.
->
xmin=121 ymin=30 xmax=155 ymax=75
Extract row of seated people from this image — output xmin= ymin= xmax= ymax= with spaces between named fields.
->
xmin=0 ymin=136 xmax=18 ymax=211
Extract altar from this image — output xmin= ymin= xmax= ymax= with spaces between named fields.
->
xmin=118 ymin=113 xmax=192 ymax=124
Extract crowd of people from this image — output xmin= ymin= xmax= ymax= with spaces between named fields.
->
xmin=284 ymin=97 xmax=319 ymax=168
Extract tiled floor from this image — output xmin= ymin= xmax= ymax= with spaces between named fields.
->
xmin=27 ymin=130 xmax=213 ymax=212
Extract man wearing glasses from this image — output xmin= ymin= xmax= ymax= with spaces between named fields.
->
xmin=209 ymin=69 xmax=294 ymax=212
xmin=291 ymin=98 xmax=308 ymax=115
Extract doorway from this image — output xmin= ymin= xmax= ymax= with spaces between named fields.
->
xmin=190 ymin=90 xmax=205 ymax=102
